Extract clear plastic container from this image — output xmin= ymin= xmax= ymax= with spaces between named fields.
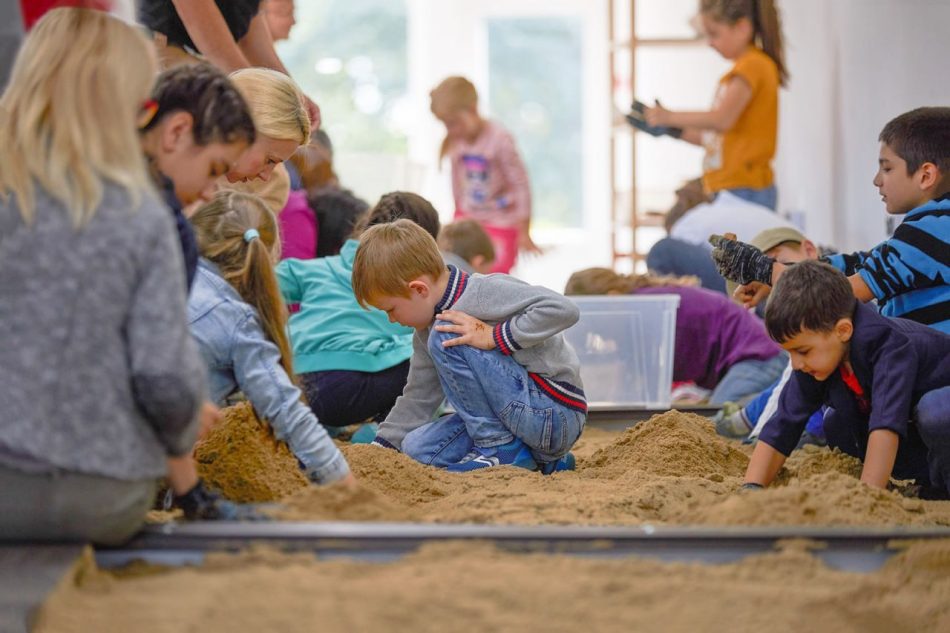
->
xmin=563 ymin=294 xmax=680 ymax=409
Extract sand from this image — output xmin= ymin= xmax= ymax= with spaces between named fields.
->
xmin=33 ymin=539 xmax=950 ymax=633
xmin=263 ymin=410 xmax=950 ymax=527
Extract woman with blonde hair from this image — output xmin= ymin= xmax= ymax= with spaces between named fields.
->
xmin=565 ymin=267 xmax=786 ymax=404
xmin=186 ymin=190 xmax=354 ymax=490
xmin=0 ymin=9 xmax=207 ymax=544
xmin=225 ymin=67 xmax=311 ymax=185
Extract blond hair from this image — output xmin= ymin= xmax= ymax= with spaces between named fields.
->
xmin=0 ymin=8 xmax=156 ymax=226
xmin=189 ymin=190 xmax=293 ymax=376
xmin=227 ymin=162 xmax=291 ymax=215
xmin=430 ymin=76 xmax=478 ymax=160
xmin=230 ymin=68 xmax=311 ymax=145
xmin=352 ymin=219 xmax=445 ymax=308
xmin=565 ymin=268 xmax=699 ymax=296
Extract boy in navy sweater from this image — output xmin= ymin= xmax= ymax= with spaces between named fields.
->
xmin=352 ymin=218 xmax=584 ymax=473
xmin=744 ymin=261 xmax=950 ymax=496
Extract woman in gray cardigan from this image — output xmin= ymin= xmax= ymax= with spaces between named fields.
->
xmin=0 ymin=9 xmax=207 ymax=545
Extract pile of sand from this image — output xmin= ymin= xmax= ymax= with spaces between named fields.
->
xmin=189 ymin=405 xmax=950 ymax=527
xmin=34 ymin=539 xmax=950 ymax=632
xmin=194 ymin=402 xmax=309 ymax=503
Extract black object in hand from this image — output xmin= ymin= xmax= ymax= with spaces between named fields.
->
xmin=709 ymin=234 xmax=775 ymax=286
xmin=626 ymin=100 xmax=683 ymax=139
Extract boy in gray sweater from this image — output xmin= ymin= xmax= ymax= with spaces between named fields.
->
xmin=352 ymin=219 xmax=585 ymax=473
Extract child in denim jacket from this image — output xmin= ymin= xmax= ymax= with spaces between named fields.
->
xmin=188 ymin=191 xmax=354 ymax=489
xmin=352 ymin=217 xmax=584 ymax=473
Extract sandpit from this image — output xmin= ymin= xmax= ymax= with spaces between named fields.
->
xmin=193 ymin=405 xmax=950 ymax=527
xmin=33 ymin=539 xmax=950 ymax=633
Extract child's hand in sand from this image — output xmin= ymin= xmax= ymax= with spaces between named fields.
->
xmin=435 ymin=310 xmax=496 ymax=350
xmin=196 ymin=401 xmax=222 ymax=441
xmin=337 ymin=473 xmax=358 ymax=488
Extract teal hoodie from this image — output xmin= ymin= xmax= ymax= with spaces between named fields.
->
xmin=276 ymin=239 xmax=414 ymax=373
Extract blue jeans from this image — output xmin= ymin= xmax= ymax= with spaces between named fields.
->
xmin=824 ymin=386 xmax=950 ymax=492
xmin=708 ymin=353 xmax=788 ymax=405
xmin=722 ymin=185 xmax=777 ymax=211
xmin=646 ymin=237 xmax=726 ymax=294
xmin=401 ymin=323 xmax=586 ymax=466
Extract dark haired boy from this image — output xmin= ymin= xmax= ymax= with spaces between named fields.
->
xmin=744 ymin=261 xmax=950 ymax=496
xmin=711 ymin=106 xmax=950 ymax=334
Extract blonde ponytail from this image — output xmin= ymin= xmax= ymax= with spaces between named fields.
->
xmin=190 ymin=190 xmax=294 ymax=376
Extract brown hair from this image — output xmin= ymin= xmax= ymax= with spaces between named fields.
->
xmin=190 ymin=190 xmax=294 ymax=375
xmin=438 ymin=219 xmax=496 ymax=264
xmin=430 ymin=76 xmax=479 ymax=161
xmin=879 ymin=106 xmax=950 ymax=175
xmin=765 ymin=260 xmax=854 ymax=344
xmin=143 ymin=63 xmax=256 ymax=147
xmin=352 ymin=219 xmax=446 ymax=308
xmin=565 ymin=267 xmax=699 ymax=296
xmin=700 ymin=0 xmax=788 ymax=87
xmin=353 ymin=191 xmax=442 ymax=241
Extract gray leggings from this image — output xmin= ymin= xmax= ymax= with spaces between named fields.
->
xmin=0 ymin=465 xmax=156 ymax=546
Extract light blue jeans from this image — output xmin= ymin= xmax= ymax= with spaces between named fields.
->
xmin=401 ymin=323 xmax=586 ymax=467
xmin=708 ymin=352 xmax=788 ymax=405
xmin=722 ymin=185 xmax=778 ymax=211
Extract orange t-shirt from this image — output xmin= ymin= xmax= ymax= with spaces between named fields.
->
xmin=702 ymin=47 xmax=779 ymax=193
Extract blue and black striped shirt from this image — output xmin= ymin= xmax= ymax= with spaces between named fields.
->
xmin=825 ymin=193 xmax=950 ymax=333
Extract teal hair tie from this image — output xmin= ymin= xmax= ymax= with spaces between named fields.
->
xmin=243 ymin=228 xmax=260 ymax=243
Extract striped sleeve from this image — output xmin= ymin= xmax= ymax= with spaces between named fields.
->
xmin=822 ymin=251 xmax=869 ymax=276
xmin=856 ymin=213 xmax=950 ymax=302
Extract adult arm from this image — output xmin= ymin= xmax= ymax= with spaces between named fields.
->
xmin=170 ymin=0 xmax=250 ymax=72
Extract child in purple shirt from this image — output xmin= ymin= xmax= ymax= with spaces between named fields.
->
xmin=746 ymin=261 xmax=950 ymax=497
xmin=565 ymin=268 xmax=786 ymax=404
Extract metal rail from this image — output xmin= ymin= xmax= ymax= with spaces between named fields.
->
xmin=95 ymin=522 xmax=950 ymax=573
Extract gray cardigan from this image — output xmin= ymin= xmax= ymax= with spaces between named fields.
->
xmin=0 ymin=182 xmax=207 ymax=480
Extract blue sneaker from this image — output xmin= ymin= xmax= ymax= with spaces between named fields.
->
xmin=538 ymin=452 xmax=576 ymax=475
xmin=445 ymin=438 xmax=537 ymax=473
xmin=350 ymin=422 xmax=378 ymax=444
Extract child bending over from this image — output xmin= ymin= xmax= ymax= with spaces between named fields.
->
xmin=565 ymin=267 xmax=785 ymax=404
xmin=353 ymin=219 xmax=583 ymax=473
xmin=744 ymin=261 xmax=950 ymax=497
xmin=438 ymin=218 xmax=496 ymax=275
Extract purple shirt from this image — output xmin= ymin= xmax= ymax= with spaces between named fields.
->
xmin=633 ymin=286 xmax=782 ymax=390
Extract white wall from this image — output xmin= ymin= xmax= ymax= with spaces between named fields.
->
xmin=776 ymin=0 xmax=950 ymax=251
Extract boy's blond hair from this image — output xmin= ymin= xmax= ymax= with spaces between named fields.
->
xmin=438 ymin=219 xmax=495 ymax=264
xmin=353 ymin=219 xmax=445 ymax=308
xmin=0 ymin=8 xmax=156 ymax=226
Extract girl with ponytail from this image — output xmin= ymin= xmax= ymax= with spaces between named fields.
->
xmin=644 ymin=0 xmax=788 ymax=211
xmin=182 ymin=190 xmax=354 ymax=511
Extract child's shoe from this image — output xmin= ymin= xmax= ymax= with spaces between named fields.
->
xmin=446 ymin=438 xmax=537 ymax=473
xmin=710 ymin=403 xmax=752 ymax=439
xmin=173 ymin=479 xmax=267 ymax=521
xmin=350 ymin=422 xmax=379 ymax=444
xmin=538 ymin=452 xmax=576 ymax=475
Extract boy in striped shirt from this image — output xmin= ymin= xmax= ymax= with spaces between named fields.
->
xmin=712 ymin=107 xmax=950 ymax=334
xmin=352 ymin=219 xmax=585 ymax=473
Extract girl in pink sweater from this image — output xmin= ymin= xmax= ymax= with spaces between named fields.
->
xmin=430 ymin=76 xmax=540 ymax=274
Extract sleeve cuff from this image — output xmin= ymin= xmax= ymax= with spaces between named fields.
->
xmin=492 ymin=320 xmax=522 ymax=356
xmin=304 ymin=450 xmax=351 ymax=484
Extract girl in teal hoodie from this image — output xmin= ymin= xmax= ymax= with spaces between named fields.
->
xmin=276 ymin=192 xmax=442 ymax=427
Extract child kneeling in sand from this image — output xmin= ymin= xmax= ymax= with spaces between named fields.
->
xmin=744 ymin=261 xmax=950 ymax=497
xmin=352 ymin=218 xmax=584 ymax=473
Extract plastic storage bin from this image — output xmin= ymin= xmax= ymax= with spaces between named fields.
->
xmin=563 ymin=294 xmax=680 ymax=409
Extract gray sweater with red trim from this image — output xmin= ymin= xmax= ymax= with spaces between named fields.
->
xmin=377 ymin=266 xmax=585 ymax=449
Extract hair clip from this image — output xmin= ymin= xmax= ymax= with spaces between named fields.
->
xmin=137 ymin=99 xmax=159 ymax=130
xmin=244 ymin=228 xmax=261 ymax=243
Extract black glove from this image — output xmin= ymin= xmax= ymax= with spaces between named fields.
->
xmin=626 ymin=100 xmax=683 ymax=139
xmin=708 ymin=234 xmax=775 ymax=286
xmin=174 ymin=479 xmax=268 ymax=521
xmin=740 ymin=482 xmax=765 ymax=491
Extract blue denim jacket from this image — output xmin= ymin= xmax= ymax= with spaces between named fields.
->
xmin=188 ymin=259 xmax=350 ymax=483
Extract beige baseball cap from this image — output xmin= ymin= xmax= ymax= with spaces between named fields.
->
xmin=725 ymin=226 xmax=808 ymax=299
